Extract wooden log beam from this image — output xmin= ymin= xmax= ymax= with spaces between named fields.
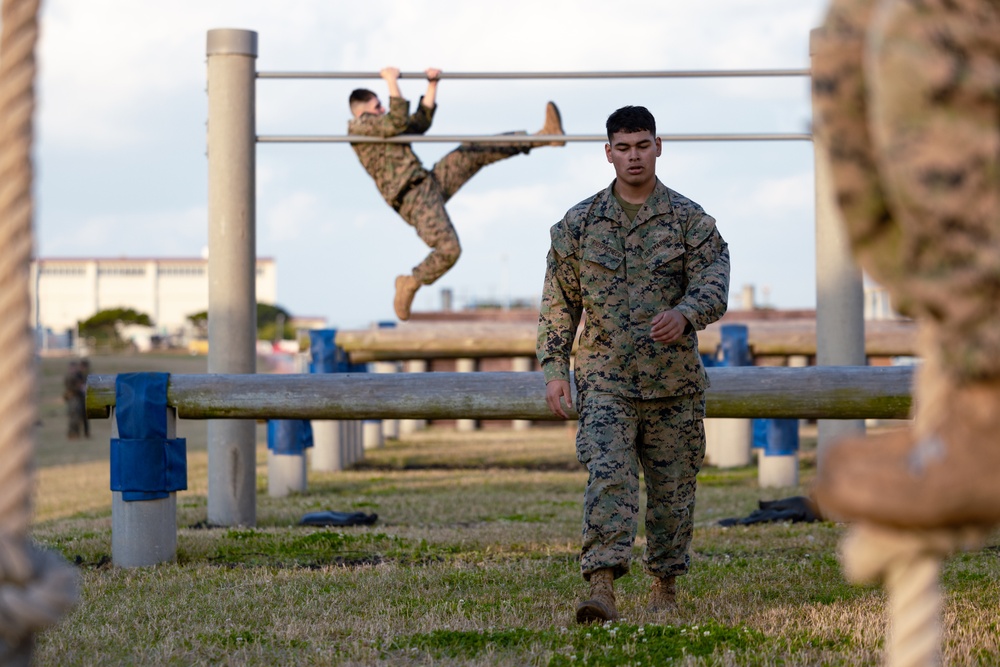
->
xmin=87 ymin=366 xmax=914 ymax=421
xmin=335 ymin=319 xmax=918 ymax=362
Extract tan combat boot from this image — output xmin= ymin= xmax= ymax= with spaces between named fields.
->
xmin=575 ymin=568 xmax=618 ymax=624
xmin=535 ymin=101 xmax=565 ymax=147
xmin=393 ymin=275 xmax=420 ymax=321
xmin=814 ymin=369 xmax=1000 ymax=529
xmin=647 ymin=575 xmax=677 ymax=613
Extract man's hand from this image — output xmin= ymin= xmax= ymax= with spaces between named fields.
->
xmin=651 ymin=309 xmax=689 ymax=344
xmin=381 ymin=66 xmax=402 ymax=99
xmin=545 ymin=379 xmax=573 ymax=419
xmin=422 ymin=68 xmax=441 ymax=109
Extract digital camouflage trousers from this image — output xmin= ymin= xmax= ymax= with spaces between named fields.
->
xmin=575 ymin=391 xmax=706 ymax=581
xmin=812 ymin=0 xmax=1000 ymax=380
xmin=397 ymin=139 xmax=529 ymax=285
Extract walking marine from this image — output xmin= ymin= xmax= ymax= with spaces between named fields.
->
xmin=349 ymin=66 xmax=565 ymax=320
xmin=536 ymin=105 xmax=730 ymax=623
xmin=63 ymin=358 xmax=90 ymax=439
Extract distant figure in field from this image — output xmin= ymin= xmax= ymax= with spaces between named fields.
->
xmin=537 ymin=105 xmax=730 ymax=623
xmin=77 ymin=358 xmax=90 ymax=438
xmin=63 ymin=359 xmax=87 ymax=439
xmin=348 ymin=66 xmax=565 ymax=320
xmin=812 ymin=0 xmax=1000 ymax=528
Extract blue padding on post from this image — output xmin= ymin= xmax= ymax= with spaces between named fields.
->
xmin=752 ymin=418 xmax=766 ymax=449
xmin=267 ymin=419 xmax=313 ymax=454
xmin=718 ymin=323 xmax=751 ymax=368
xmin=115 ymin=372 xmax=169 ymax=439
xmin=760 ymin=418 xmax=800 ymax=456
xmin=309 ymin=328 xmax=349 ymax=373
xmin=110 ymin=373 xmax=187 ymax=501
xmin=110 ymin=439 xmax=187 ymax=500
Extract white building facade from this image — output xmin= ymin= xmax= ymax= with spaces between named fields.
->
xmin=31 ymin=257 xmax=277 ymax=336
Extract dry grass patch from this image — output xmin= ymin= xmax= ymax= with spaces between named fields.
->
xmin=25 ymin=355 xmax=1000 ymax=665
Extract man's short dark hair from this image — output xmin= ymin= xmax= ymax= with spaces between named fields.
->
xmin=606 ymin=106 xmax=656 ymax=142
xmin=349 ymin=88 xmax=377 ymax=112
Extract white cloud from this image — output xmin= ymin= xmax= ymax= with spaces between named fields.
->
xmin=746 ymin=172 xmax=815 ymax=219
xmin=262 ymin=191 xmax=322 ymax=243
xmin=40 ymin=205 xmax=206 ymax=257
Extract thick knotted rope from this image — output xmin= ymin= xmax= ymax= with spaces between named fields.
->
xmin=839 ymin=523 xmax=988 ymax=667
xmin=0 ymin=0 xmax=79 ymax=661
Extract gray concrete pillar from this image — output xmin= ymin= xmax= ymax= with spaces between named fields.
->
xmin=811 ymin=28 xmax=866 ymax=462
xmin=758 ymin=341 xmax=802 ymax=491
xmin=511 ymin=356 xmax=534 ymax=431
xmin=111 ymin=407 xmax=178 ymax=567
xmin=706 ymin=418 xmax=752 ymax=469
xmin=758 ymin=454 xmax=799 ymax=489
xmin=311 ymin=421 xmax=344 ymax=472
xmin=267 ymin=449 xmax=306 ymax=497
xmin=206 ymin=28 xmax=258 ymax=526
xmin=372 ymin=361 xmax=400 ymax=439
xmin=399 ymin=359 xmax=428 ymax=436
xmin=455 ymin=358 xmax=478 ymax=432
xmin=363 ymin=420 xmax=384 ymax=449
xmin=346 ymin=420 xmax=363 ymax=465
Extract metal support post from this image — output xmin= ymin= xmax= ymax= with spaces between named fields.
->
xmin=811 ymin=28 xmax=867 ymax=461
xmin=206 ymin=28 xmax=258 ymax=526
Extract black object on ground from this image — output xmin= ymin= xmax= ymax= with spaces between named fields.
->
xmin=298 ymin=511 xmax=378 ymax=527
xmin=718 ymin=496 xmax=822 ymax=527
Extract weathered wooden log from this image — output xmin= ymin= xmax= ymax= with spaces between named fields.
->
xmin=87 ymin=366 xmax=914 ymax=421
xmin=337 ymin=322 xmax=537 ymax=362
xmin=335 ymin=319 xmax=918 ymax=362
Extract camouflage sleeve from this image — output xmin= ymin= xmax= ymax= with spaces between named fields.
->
xmin=673 ymin=211 xmax=731 ymax=331
xmin=406 ymin=96 xmax=436 ymax=134
xmin=350 ymin=96 xmax=411 ymax=137
xmin=536 ymin=222 xmax=582 ymax=384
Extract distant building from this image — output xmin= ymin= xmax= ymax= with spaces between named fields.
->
xmin=30 ymin=257 xmax=277 ymax=337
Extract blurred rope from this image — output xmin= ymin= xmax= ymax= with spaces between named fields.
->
xmin=0 ymin=0 xmax=79 ymax=662
xmin=840 ymin=524 xmax=988 ymax=667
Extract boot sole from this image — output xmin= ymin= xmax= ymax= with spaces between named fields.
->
xmin=575 ymin=600 xmax=617 ymax=624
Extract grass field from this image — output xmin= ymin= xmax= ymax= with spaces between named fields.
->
xmin=27 ymin=353 xmax=1000 ymax=666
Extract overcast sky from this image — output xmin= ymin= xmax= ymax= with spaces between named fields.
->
xmin=34 ymin=0 xmax=831 ymax=330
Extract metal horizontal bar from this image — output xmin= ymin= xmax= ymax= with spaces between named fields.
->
xmin=257 ymin=69 xmax=811 ymax=80
xmin=86 ymin=366 xmax=913 ymax=421
xmin=257 ymin=133 xmax=813 ymax=144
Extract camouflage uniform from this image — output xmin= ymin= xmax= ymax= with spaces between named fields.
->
xmin=537 ymin=179 xmax=730 ymax=580
xmin=812 ymin=0 xmax=1000 ymax=380
xmin=63 ymin=362 xmax=84 ymax=438
xmin=349 ymin=95 xmax=530 ymax=285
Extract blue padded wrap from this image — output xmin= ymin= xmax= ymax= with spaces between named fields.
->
xmin=757 ymin=418 xmax=800 ymax=456
xmin=752 ymin=418 xmax=766 ymax=449
xmin=110 ymin=438 xmax=187 ymax=500
xmin=110 ymin=373 xmax=187 ymax=501
xmin=718 ymin=323 xmax=751 ymax=368
xmin=309 ymin=329 xmax=340 ymax=373
xmin=267 ymin=419 xmax=313 ymax=454
xmin=115 ymin=372 xmax=169 ymax=439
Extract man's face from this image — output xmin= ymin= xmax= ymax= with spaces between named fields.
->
xmin=605 ymin=130 xmax=661 ymax=189
xmin=358 ymin=97 xmax=385 ymax=116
